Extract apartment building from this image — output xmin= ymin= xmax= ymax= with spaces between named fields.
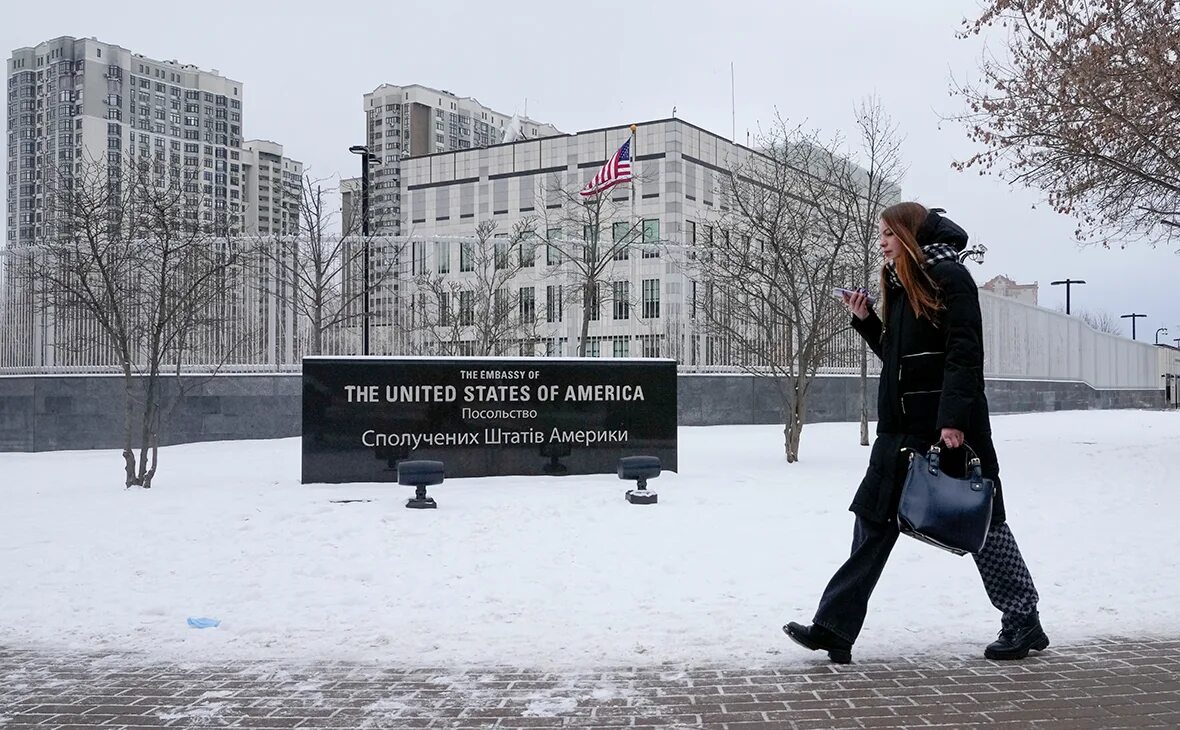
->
xmin=7 ymin=36 xmax=245 ymax=245
xmin=360 ymin=83 xmax=561 ymax=236
xmin=240 ymin=139 xmax=303 ymax=237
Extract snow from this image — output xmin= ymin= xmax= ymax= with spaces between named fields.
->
xmin=1 ymin=409 xmax=1178 ymax=668
xmin=523 ymin=697 xmax=580 ymax=716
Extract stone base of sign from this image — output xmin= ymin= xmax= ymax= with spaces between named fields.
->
xmin=406 ymin=495 xmax=438 ymax=509
xmin=625 ymin=488 xmax=658 ymax=504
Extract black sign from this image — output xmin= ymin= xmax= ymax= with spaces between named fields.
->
xmin=302 ymin=357 xmax=677 ymax=483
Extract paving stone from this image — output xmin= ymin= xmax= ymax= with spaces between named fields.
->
xmin=0 ymin=636 xmax=1176 ymax=729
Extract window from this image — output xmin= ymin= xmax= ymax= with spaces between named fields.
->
xmin=589 ymin=282 xmax=602 ymax=321
xmin=494 ymin=234 xmax=509 ymax=269
xmin=546 ymin=229 xmax=563 ymax=265
xmin=612 ymin=281 xmax=630 ymax=320
xmin=412 ymin=240 xmax=427 ymax=274
xmin=459 ymin=290 xmax=474 ymax=325
xmin=519 ymin=237 xmax=535 ymax=267
xmin=642 ymin=218 xmax=660 ymax=258
xmin=586 ymin=339 xmax=601 ymax=357
xmin=642 ymin=279 xmax=660 ymax=318
xmin=546 ymin=285 xmax=563 ymax=323
xmin=613 ymin=337 xmax=630 ymax=358
xmin=439 ymin=291 xmax=451 ymax=326
xmin=582 ymin=225 xmax=597 ymax=262
xmin=435 ymin=241 xmax=450 ymax=273
xmin=519 ymin=286 xmax=535 ymax=323
xmin=460 ymin=240 xmax=474 ymax=272
xmin=612 ymin=221 xmax=630 ymax=260
xmin=639 ymin=334 xmax=661 ymax=358
xmin=495 ymin=288 xmax=509 ymax=321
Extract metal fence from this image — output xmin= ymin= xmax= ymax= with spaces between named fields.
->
xmin=0 ymin=240 xmax=1166 ymax=390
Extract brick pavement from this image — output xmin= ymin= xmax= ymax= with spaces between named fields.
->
xmin=1 ymin=636 xmax=1177 ymax=729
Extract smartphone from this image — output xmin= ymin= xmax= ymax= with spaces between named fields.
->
xmin=833 ymin=287 xmax=876 ymax=305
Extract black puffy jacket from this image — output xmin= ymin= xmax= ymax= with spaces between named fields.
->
xmin=847 ymin=254 xmax=1006 ymax=525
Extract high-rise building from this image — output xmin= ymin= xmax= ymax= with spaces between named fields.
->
xmin=360 ymin=83 xmax=561 ymax=235
xmin=340 ymin=176 xmax=360 ymax=235
xmin=6 ymin=36 xmax=245 ymax=246
xmin=240 ymin=140 xmax=303 ymax=237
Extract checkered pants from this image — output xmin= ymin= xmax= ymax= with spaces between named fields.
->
xmin=814 ymin=517 xmax=1041 ymax=643
xmin=972 ymin=522 xmax=1039 ymax=627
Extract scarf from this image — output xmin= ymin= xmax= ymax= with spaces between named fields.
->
xmin=884 ymin=243 xmax=960 ymax=290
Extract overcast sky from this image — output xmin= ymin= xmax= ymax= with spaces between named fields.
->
xmin=5 ymin=0 xmax=1178 ymax=341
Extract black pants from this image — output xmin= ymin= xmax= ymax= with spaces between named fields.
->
xmin=812 ymin=516 xmax=1040 ymax=644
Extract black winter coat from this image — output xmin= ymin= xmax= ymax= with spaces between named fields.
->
xmin=849 ymin=260 xmax=1006 ymax=525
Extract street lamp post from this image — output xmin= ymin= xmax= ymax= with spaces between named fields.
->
xmin=349 ymin=144 xmax=380 ymax=356
xmin=958 ymin=243 xmax=987 ymax=264
xmin=1050 ymin=279 xmax=1086 ymax=315
xmin=1120 ymin=312 xmax=1146 ymax=340
xmin=1156 ymin=327 xmax=1169 ymax=345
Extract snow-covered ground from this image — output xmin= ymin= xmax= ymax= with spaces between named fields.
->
xmin=1 ymin=410 xmax=1177 ymax=668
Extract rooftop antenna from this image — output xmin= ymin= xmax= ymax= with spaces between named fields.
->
xmin=731 ymin=61 xmax=736 ymax=143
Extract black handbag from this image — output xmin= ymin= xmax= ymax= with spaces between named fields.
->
xmin=897 ymin=443 xmax=995 ymax=556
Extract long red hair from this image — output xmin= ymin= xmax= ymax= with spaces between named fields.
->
xmin=880 ymin=202 xmax=942 ymax=322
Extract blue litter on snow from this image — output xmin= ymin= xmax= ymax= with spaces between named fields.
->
xmin=186 ymin=617 xmax=221 ymax=629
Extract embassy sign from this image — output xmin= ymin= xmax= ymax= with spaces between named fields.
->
xmin=302 ymin=357 xmax=677 ymax=483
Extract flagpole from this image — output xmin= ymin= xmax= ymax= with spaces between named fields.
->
xmin=629 ymin=122 xmax=638 ymax=236
xmin=629 ymin=122 xmax=637 ymax=357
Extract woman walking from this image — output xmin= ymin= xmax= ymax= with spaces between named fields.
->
xmin=784 ymin=202 xmax=1048 ymax=664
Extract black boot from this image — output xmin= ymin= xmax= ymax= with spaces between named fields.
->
xmin=985 ymin=611 xmax=1050 ymax=660
xmin=783 ymin=622 xmax=853 ymax=664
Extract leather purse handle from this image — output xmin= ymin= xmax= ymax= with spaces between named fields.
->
xmin=927 ymin=443 xmax=983 ymax=481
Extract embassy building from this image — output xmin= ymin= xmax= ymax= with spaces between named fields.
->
xmin=392 ymin=117 xmax=820 ymax=367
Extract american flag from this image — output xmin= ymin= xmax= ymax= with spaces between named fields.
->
xmin=580 ymin=138 xmax=633 ymax=197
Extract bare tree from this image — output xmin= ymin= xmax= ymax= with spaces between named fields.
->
xmin=953 ymin=0 xmax=1180 ymax=247
xmin=409 ymin=219 xmax=542 ymax=356
xmin=1049 ymin=303 xmax=1123 ymax=334
xmin=1079 ymin=309 xmax=1122 ymax=335
xmin=539 ymin=174 xmax=649 ymax=356
xmin=845 ymin=98 xmax=905 ymax=445
xmin=257 ymin=175 xmax=405 ymax=356
xmin=698 ymin=118 xmax=864 ymax=462
xmin=32 ymin=156 xmax=254 ymax=488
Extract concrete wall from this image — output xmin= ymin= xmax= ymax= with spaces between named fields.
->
xmin=980 ymin=291 xmax=1160 ymax=388
xmin=675 ymin=374 xmax=1163 ymax=426
xmin=0 ymin=375 xmax=301 ymax=452
xmin=0 ymin=373 xmax=1165 ymax=452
